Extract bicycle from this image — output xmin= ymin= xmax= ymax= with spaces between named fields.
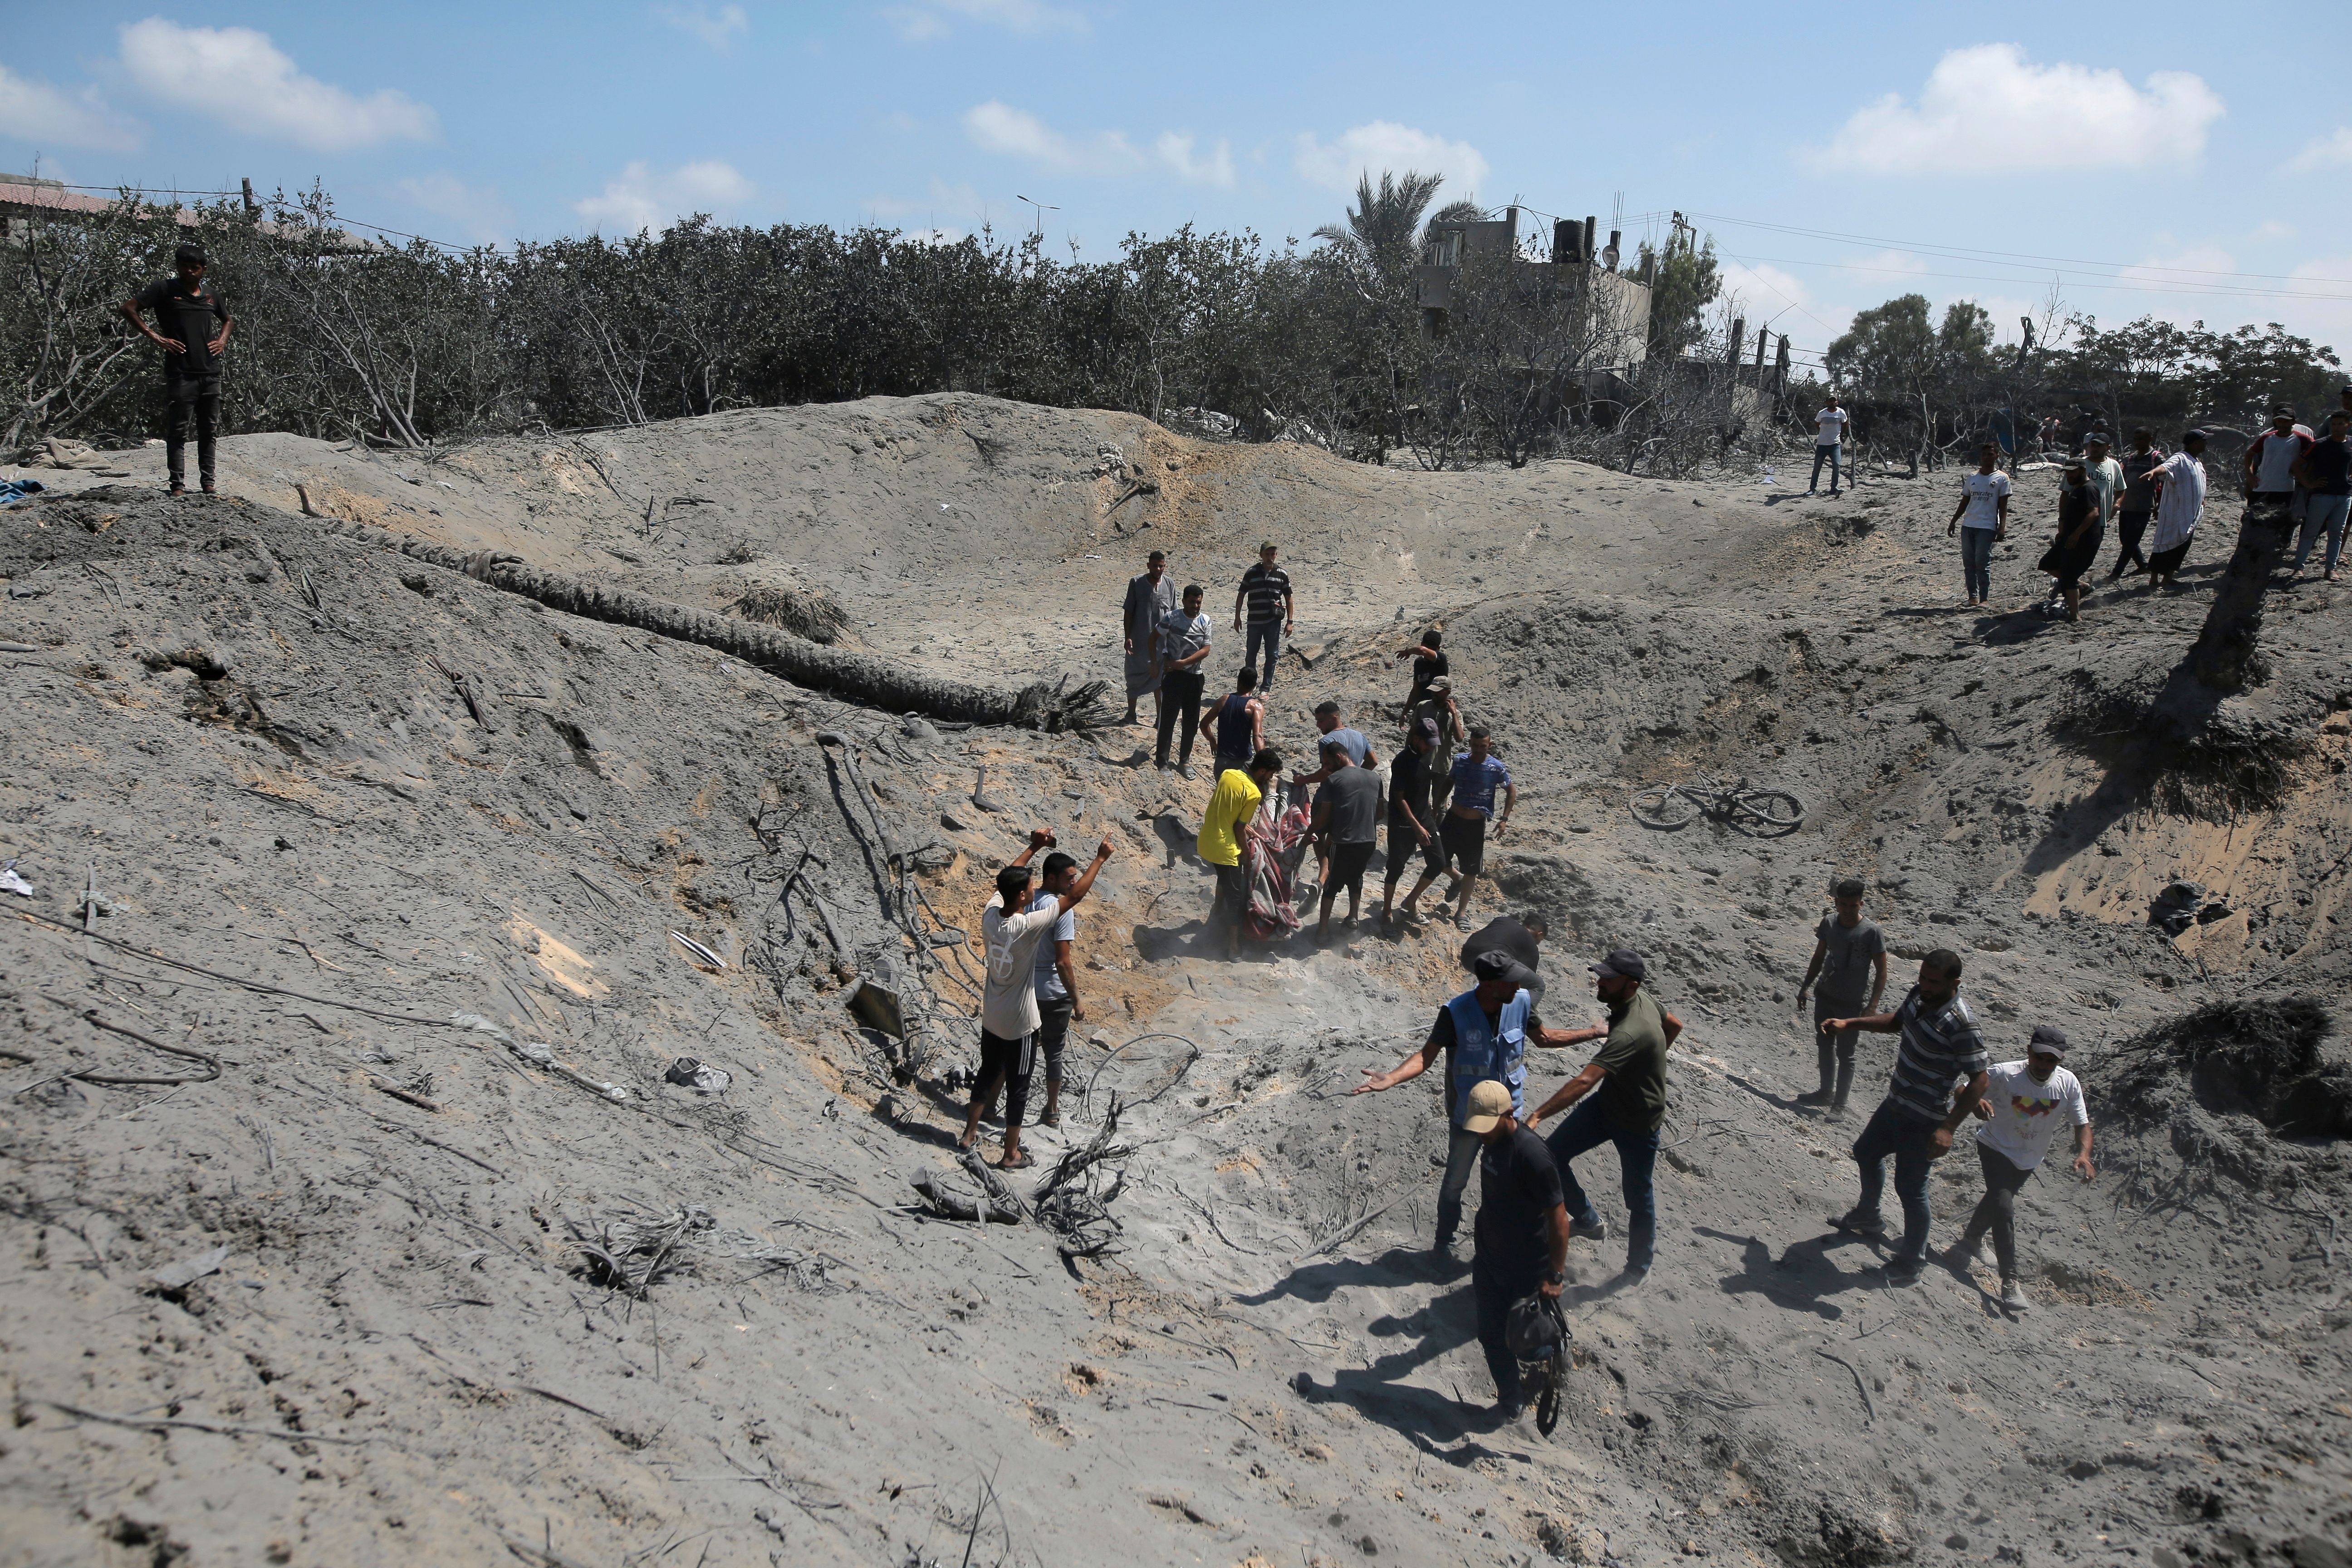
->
xmin=1628 ymin=774 xmax=1804 ymax=834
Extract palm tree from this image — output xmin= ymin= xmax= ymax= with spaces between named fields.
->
xmin=1312 ymin=170 xmax=1449 ymax=270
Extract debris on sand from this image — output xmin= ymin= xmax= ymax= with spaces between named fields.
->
xmin=564 ymin=1203 xmax=716 ymax=1297
xmin=2107 ymin=995 xmax=2349 ymax=1137
xmin=724 ymin=583 xmax=849 ymax=643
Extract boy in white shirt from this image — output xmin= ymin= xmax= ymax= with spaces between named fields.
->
xmin=1950 ymin=1023 xmax=2094 ymax=1315
xmin=1808 ymin=393 xmax=1851 ymax=496
xmin=1947 ymin=441 xmax=2012 ymax=607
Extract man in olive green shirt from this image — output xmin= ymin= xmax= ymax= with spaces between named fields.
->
xmin=1525 ymin=948 xmax=1682 ymax=1285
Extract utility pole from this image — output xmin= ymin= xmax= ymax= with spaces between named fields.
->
xmin=240 ymin=177 xmax=257 ymax=215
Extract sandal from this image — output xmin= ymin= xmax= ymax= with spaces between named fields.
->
xmin=1039 ymin=1108 xmax=1060 ymax=1128
xmin=997 ymin=1151 xmax=1035 ymax=1171
xmin=956 ymin=1131 xmax=977 ymax=1152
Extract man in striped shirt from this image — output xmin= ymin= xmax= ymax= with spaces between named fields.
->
xmin=1233 ymin=543 xmax=1294 ymax=694
xmin=1819 ymin=949 xmax=1989 ymax=1286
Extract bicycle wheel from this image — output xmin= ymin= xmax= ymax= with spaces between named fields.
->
xmin=1629 ymin=786 xmax=1698 ymax=829
xmin=1734 ymin=790 xmax=1805 ymax=831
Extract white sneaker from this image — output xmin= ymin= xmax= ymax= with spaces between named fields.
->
xmin=2000 ymin=1279 xmax=2029 ymax=1315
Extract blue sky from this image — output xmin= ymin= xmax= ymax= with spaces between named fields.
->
xmin=10 ymin=1 xmax=2352 ymax=370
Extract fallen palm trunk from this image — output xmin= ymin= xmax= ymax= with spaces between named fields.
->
xmin=338 ymin=525 xmax=1111 ymax=731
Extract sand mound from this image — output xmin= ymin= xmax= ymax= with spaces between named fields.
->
xmin=4 ymin=402 xmax=2350 ymax=1566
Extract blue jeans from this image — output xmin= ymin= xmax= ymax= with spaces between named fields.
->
xmin=1808 ymin=443 xmax=1842 ymax=492
xmin=1245 ymin=620 xmax=1282 ymax=691
xmin=1852 ymin=1100 xmax=1940 ymax=1266
xmin=1545 ymin=1097 xmax=1660 ymax=1270
xmin=2295 ymin=493 xmax=2349 ymax=574
xmin=1472 ymin=1251 xmax=1545 ymax=1407
xmin=1960 ymin=526 xmax=1996 ymax=601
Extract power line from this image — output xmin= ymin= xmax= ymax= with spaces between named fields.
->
xmin=1706 ymin=250 xmax=2352 ymax=305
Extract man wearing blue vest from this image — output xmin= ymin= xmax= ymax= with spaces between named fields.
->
xmin=1351 ymin=949 xmax=1580 ymax=1262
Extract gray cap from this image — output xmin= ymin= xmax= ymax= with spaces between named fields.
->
xmin=1590 ymin=947 xmax=1647 ymax=982
xmin=1472 ymin=950 xmax=1519 ymax=982
xmin=2029 ymin=1024 xmax=2068 ymax=1058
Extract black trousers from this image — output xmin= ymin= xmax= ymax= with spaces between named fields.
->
xmin=1156 ymin=671 xmax=1204 ymax=765
xmin=974 ymin=1028 xmax=1036 ymax=1128
xmin=2111 ymin=509 xmax=2150 ymax=574
xmin=164 ymin=375 xmax=220 ymax=485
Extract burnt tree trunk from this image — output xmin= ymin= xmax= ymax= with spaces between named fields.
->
xmin=335 ymin=525 xmax=1111 ymax=731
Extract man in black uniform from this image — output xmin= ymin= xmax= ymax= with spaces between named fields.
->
xmin=1459 ymin=1077 xmax=1567 ymax=1420
xmin=121 ymin=244 xmax=234 ymax=496
xmin=1381 ymin=719 xmax=1444 ymax=930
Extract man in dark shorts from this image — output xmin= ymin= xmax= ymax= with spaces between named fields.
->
xmin=1352 ymin=950 xmax=1579 ymax=1265
xmin=1441 ymin=726 xmax=1514 ymax=929
xmin=1460 ymin=911 xmax=1547 ymax=1009
xmin=1121 ymin=550 xmax=1176 ymax=726
xmin=1310 ymin=739 xmax=1381 ymax=943
xmin=1233 ymin=542 xmax=1294 ymax=693
xmin=1821 ymin=949 xmax=1990 ymax=1286
xmin=1024 ymin=852 xmax=1088 ymax=1128
xmin=120 ymin=243 xmax=234 ymax=496
xmin=1381 ymin=720 xmax=1444 ymax=929
xmin=1793 ymin=877 xmax=1887 ymax=1113
xmin=1526 ymin=948 xmax=1683 ymax=1286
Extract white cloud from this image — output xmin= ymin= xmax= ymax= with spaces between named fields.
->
xmin=1292 ymin=121 xmax=1489 ymax=197
xmin=658 ymin=3 xmax=749 ymax=47
xmin=1815 ymin=45 xmax=2221 ymax=174
xmin=890 ymin=0 xmax=1085 ymax=39
xmin=573 ymin=160 xmax=755 ymax=232
xmin=1155 ymin=131 xmax=1234 ymax=187
xmin=118 ymin=19 xmax=436 ymax=152
xmin=0 ymin=64 xmax=142 ymax=151
xmin=2116 ymin=244 xmax=2237 ymax=296
xmin=961 ymin=100 xmax=1137 ymax=172
xmin=1720 ymin=260 xmax=1809 ymax=315
xmin=2289 ymin=127 xmax=2352 ymax=173
xmin=396 ymin=173 xmax=514 ymax=243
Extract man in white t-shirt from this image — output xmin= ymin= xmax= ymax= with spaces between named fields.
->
xmin=1948 ymin=1024 xmax=2093 ymax=1316
xmin=960 ymin=829 xmax=1115 ymax=1169
xmin=1808 ymin=394 xmax=1851 ymax=496
xmin=1946 ymin=441 xmax=2011 ymax=607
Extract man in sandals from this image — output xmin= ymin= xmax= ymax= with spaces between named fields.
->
xmin=1945 ymin=1023 xmax=2093 ymax=1316
xmin=963 ymin=829 xmax=1115 ymax=1169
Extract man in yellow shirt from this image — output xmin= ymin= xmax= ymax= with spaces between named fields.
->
xmin=1199 ymin=747 xmax=1282 ymax=959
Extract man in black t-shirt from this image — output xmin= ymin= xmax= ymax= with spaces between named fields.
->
xmin=121 ymin=243 xmax=234 ymax=496
xmin=1461 ymin=1078 xmax=1567 ymax=1417
xmin=1381 ymin=720 xmax=1444 ymax=928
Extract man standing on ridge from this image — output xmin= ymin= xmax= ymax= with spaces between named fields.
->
xmin=1121 ymin=549 xmax=1176 ymax=727
xmin=1949 ymin=441 xmax=2010 ymax=608
xmin=1793 ymin=877 xmax=1888 ymax=1114
xmin=1352 ymin=950 xmax=1580 ymax=1265
xmin=1441 ymin=726 xmax=1514 ymax=930
xmin=1808 ymin=392 xmax=1850 ymax=497
xmin=1199 ymin=748 xmax=1281 ymax=960
xmin=2146 ymin=430 xmax=2210 ymax=591
xmin=963 ymin=830 xmax=1116 ymax=1170
xmin=2244 ymin=407 xmax=2311 ymax=521
xmin=1947 ymin=1024 xmax=2094 ymax=1316
xmin=121 ymin=243 xmax=234 ymax=498
xmin=1234 ymin=542 xmax=1294 ymax=694
xmin=1024 ymin=852 xmax=1089 ymax=1130
xmin=1153 ymin=584 xmax=1213 ymax=776
xmin=1525 ymin=948 xmax=1683 ymax=1287
xmin=1821 ymin=949 xmax=1990 ymax=1287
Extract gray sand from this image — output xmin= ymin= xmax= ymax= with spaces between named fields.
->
xmin=1 ymin=397 xmax=2346 ymax=1566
